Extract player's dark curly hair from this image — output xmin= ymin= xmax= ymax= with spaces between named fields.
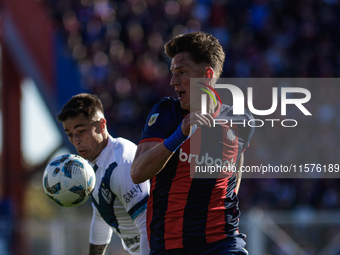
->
xmin=164 ymin=31 xmax=225 ymax=78
xmin=57 ymin=93 xmax=104 ymax=122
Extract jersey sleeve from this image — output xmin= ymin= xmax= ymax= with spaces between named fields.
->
xmin=140 ymin=98 xmax=180 ymax=143
xmin=132 ymin=211 xmax=150 ymax=254
xmin=222 ymin=105 xmax=255 ymax=152
xmin=111 ymin=162 xmax=150 ymax=222
xmin=89 ymin=204 xmax=113 ymax=245
xmin=242 ymin=108 xmax=255 ymax=150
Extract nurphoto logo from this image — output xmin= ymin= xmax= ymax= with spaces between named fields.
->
xmin=194 ymin=79 xmax=313 ymax=128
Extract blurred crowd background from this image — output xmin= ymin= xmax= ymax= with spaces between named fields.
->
xmin=41 ymin=0 xmax=340 ymax=253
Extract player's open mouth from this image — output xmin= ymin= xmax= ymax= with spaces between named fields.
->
xmin=177 ymin=91 xmax=185 ymax=99
xmin=78 ymin=149 xmax=87 ymax=156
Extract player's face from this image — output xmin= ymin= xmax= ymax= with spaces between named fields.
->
xmin=170 ymin=52 xmax=206 ymax=111
xmin=62 ymin=113 xmax=105 ymax=162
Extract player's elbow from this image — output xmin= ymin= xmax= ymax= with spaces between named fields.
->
xmin=130 ymin=172 xmax=142 ymax=184
xmin=130 ymin=164 xmax=144 ymax=184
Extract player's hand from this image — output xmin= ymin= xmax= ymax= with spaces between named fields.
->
xmin=181 ymin=111 xmax=214 ymax=136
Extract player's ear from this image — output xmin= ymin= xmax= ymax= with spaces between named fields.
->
xmin=204 ymin=67 xmax=214 ymax=87
xmin=205 ymin=67 xmax=214 ymax=80
xmin=99 ymin=118 xmax=106 ymax=132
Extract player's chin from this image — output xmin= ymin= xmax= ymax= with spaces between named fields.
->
xmin=179 ymin=101 xmax=190 ymax=111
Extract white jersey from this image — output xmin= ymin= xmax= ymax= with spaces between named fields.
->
xmin=89 ymin=136 xmax=150 ymax=255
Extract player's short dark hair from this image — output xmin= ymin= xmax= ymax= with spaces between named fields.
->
xmin=164 ymin=31 xmax=225 ymax=78
xmin=57 ymin=93 xmax=104 ymax=122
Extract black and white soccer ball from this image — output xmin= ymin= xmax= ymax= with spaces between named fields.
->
xmin=42 ymin=154 xmax=96 ymax=207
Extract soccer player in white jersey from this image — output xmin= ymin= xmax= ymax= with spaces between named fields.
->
xmin=57 ymin=93 xmax=150 ymax=255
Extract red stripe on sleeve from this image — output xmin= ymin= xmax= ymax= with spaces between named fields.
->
xmin=139 ymin=137 xmax=164 ymax=145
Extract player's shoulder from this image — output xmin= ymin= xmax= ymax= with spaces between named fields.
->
xmin=152 ymin=97 xmax=188 ymax=119
xmin=112 ymin=136 xmax=137 ymax=149
xmin=154 ymin=97 xmax=182 ymax=112
xmin=107 ymin=137 xmax=136 ymax=185
xmin=220 ymin=104 xmax=254 ymax=121
xmin=220 ymin=104 xmax=255 ymax=140
xmin=109 ymin=136 xmax=137 ymax=163
xmin=146 ymin=97 xmax=185 ymax=126
xmin=159 ymin=96 xmax=178 ymax=105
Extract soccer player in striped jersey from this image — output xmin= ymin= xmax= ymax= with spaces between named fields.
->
xmin=131 ymin=32 xmax=254 ymax=254
xmin=57 ymin=93 xmax=150 ymax=255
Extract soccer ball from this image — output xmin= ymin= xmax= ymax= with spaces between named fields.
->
xmin=42 ymin=154 xmax=96 ymax=207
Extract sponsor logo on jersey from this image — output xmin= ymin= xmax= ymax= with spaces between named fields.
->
xmin=123 ymin=184 xmax=142 ymax=203
xmin=123 ymin=235 xmax=140 ymax=248
xmin=148 ymin=113 xmax=159 ymax=126
xmin=179 ymin=148 xmax=236 ymax=169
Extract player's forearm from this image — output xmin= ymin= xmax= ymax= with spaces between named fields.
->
xmin=89 ymin=243 xmax=108 ymax=255
xmin=131 ymin=142 xmax=173 ymax=184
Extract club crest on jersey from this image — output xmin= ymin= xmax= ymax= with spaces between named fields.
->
xmin=100 ymin=185 xmax=112 ymax=204
xmin=148 ymin=113 xmax=159 ymax=126
xmin=225 ymin=128 xmax=237 ymax=145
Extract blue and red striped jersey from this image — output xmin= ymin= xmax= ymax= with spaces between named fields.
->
xmin=140 ymin=97 xmax=254 ymax=250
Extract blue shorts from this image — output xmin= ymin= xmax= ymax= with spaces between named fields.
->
xmin=150 ymin=234 xmax=248 ymax=255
